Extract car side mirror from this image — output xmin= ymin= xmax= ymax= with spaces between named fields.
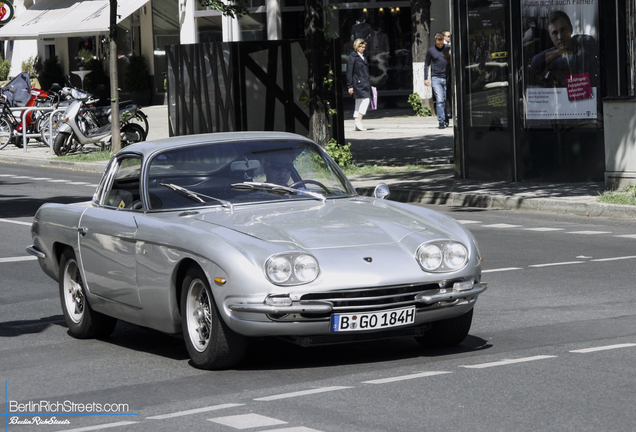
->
xmin=373 ymin=183 xmax=390 ymax=199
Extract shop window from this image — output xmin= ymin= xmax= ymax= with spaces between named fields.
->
xmin=628 ymin=0 xmax=636 ymax=95
xmin=339 ymin=7 xmax=412 ymax=93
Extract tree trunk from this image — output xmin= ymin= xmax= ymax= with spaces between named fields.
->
xmin=411 ymin=0 xmax=434 ymax=111
xmin=110 ymin=0 xmax=121 ymax=152
xmin=304 ymin=0 xmax=330 ymax=146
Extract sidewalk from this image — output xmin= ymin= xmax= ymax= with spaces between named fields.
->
xmin=1 ymin=106 xmax=634 ymax=220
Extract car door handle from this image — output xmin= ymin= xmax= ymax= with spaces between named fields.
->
xmin=78 ymin=226 xmax=88 ymax=236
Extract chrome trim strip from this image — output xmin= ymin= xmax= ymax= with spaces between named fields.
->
xmin=415 ymin=283 xmax=488 ymax=305
xmin=229 ymin=300 xmax=333 ymax=314
xmin=26 ymin=245 xmax=46 ymax=259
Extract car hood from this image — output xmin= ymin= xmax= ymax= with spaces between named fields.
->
xmin=194 ymin=198 xmax=459 ymax=250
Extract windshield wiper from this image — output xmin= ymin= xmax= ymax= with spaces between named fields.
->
xmin=160 ymin=183 xmax=233 ymax=209
xmin=231 ymin=182 xmax=326 ymax=202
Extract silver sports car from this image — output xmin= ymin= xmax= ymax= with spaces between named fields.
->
xmin=27 ymin=132 xmax=487 ymax=369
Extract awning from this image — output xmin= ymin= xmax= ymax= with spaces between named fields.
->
xmin=0 ymin=0 xmax=150 ymax=40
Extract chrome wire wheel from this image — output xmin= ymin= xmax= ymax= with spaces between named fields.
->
xmin=62 ymin=257 xmax=85 ymax=324
xmin=185 ymin=278 xmax=212 ymax=353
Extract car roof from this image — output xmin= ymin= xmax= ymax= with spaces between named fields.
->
xmin=118 ymin=131 xmax=316 ymax=158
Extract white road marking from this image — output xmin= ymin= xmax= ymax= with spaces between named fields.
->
xmin=208 ymin=413 xmax=287 ymax=429
xmin=67 ymin=181 xmax=91 ymax=185
xmin=459 ymin=355 xmax=557 ymax=369
xmin=566 ymin=230 xmax=612 ymax=235
xmin=0 ymin=256 xmax=38 ymax=263
xmin=363 ymin=371 xmax=451 ymax=384
xmin=591 ymin=255 xmax=636 ymax=262
xmin=56 ymin=421 xmax=139 ymax=432
xmin=0 ymin=218 xmax=32 ymax=226
xmin=523 ymin=227 xmax=564 ymax=231
xmin=482 ymin=223 xmax=522 ymax=229
xmin=47 ymin=179 xmax=70 ymax=182
xmin=482 ymin=267 xmax=522 ymax=273
xmin=615 ymin=234 xmax=636 ymax=239
xmin=570 ymin=343 xmax=636 ymax=354
xmin=31 ymin=177 xmax=53 ymax=180
xmin=147 ymin=403 xmax=243 ymax=420
xmin=457 ymin=220 xmax=481 ymax=224
xmin=254 ymin=386 xmax=352 ymax=402
xmin=528 ymin=261 xmax=585 ymax=268
xmin=260 ymin=427 xmax=324 ymax=432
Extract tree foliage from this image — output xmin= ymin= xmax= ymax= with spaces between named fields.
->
xmin=198 ymin=0 xmax=248 ymax=19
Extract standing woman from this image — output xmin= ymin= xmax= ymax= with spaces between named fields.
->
xmin=347 ymin=38 xmax=371 ymax=131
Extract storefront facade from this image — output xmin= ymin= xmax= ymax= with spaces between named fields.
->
xmin=452 ymin=0 xmax=636 ymax=182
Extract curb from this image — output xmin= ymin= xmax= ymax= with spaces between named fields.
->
xmin=0 ymin=155 xmax=107 ymax=174
xmin=356 ymin=188 xmax=636 ymax=221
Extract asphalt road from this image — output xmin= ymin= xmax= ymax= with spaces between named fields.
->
xmin=1 ymin=163 xmax=635 ymax=432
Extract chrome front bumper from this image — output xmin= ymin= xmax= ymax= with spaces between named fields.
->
xmin=228 ymin=282 xmax=488 ymax=315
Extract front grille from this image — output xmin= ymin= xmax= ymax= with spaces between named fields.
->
xmin=300 ymin=283 xmax=442 ymax=312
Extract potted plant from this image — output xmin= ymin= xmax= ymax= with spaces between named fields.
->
xmin=76 ymin=48 xmax=94 ymax=70
xmin=124 ymin=55 xmax=151 ymax=106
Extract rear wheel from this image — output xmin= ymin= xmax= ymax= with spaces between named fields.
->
xmin=181 ymin=267 xmax=247 ymax=369
xmin=125 ymin=110 xmax=149 ymax=139
xmin=59 ymin=249 xmax=117 ymax=339
xmin=415 ymin=309 xmax=473 ymax=348
xmin=0 ymin=117 xmax=13 ymax=150
xmin=53 ymin=131 xmax=73 ymax=156
xmin=120 ymin=123 xmax=146 ymax=148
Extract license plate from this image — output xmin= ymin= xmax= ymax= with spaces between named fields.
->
xmin=330 ymin=306 xmax=416 ymax=332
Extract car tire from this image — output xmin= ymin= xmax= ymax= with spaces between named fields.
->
xmin=415 ymin=308 xmax=473 ymax=348
xmin=59 ymin=249 xmax=117 ymax=339
xmin=181 ymin=266 xmax=247 ymax=370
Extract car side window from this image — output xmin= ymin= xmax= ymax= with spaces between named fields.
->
xmin=102 ymin=156 xmax=143 ymax=210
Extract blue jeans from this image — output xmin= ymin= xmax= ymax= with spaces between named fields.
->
xmin=431 ymin=77 xmax=447 ymax=125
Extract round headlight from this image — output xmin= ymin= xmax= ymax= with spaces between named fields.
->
xmin=294 ymin=255 xmax=319 ymax=283
xmin=417 ymin=244 xmax=443 ymax=271
xmin=444 ymin=243 xmax=468 ymax=270
xmin=266 ymin=256 xmax=292 ymax=284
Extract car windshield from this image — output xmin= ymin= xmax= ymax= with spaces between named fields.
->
xmin=146 ymin=139 xmax=357 ymax=210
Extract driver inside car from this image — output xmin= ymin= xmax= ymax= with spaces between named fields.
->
xmin=263 ymin=153 xmax=296 ymax=186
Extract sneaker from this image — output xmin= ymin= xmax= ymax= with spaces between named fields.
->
xmin=438 ymin=123 xmax=446 ymax=129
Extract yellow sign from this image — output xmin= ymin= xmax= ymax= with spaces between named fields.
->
xmin=299 ymin=91 xmax=308 ymax=101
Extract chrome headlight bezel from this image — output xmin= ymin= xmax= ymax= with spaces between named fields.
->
xmin=265 ymin=253 xmax=320 ymax=286
xmin=416 ymin=240 xmax=469 ymax=273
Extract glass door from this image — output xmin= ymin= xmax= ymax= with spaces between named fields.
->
xmin=457 ymin=0 xmax=515 ymax=180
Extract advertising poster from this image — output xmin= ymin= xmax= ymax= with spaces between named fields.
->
xmin=522 ymin=0 xmax=600 ymax=123
xmin=465 ymin=0 xmax=509 ymax=129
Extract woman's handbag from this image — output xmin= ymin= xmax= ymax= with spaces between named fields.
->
xmin=370 ymin=86 xmax=377 ymax=110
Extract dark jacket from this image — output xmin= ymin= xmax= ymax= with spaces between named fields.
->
xmin=347 ymin=51 xmax=371 ymax=99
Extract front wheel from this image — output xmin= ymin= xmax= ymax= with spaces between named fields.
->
xmin=53 ymin=131 xmax=73 ymax=156
xmin=181 ymin=267 xmax=247 ymax=369
xmin=59 ymin=249 xmax=117 ymax=339
xmin=415 ymin=309 xmax=473 ymax=348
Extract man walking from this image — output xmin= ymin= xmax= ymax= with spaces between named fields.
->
xmin=424 ymin=33 xmax=448 ymax=129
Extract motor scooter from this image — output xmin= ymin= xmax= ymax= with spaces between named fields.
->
xmin=53 ymin=88 xmax=146 ymax=156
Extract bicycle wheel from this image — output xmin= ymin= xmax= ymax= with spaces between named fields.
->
xmin=0 ymin=116 xmax=13 ymax=150
xmin=40 ymin=111 xmax=64 ymax=147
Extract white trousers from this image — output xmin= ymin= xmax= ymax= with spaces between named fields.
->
xmin=353 ymin=98 xmax=370 ymax=117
